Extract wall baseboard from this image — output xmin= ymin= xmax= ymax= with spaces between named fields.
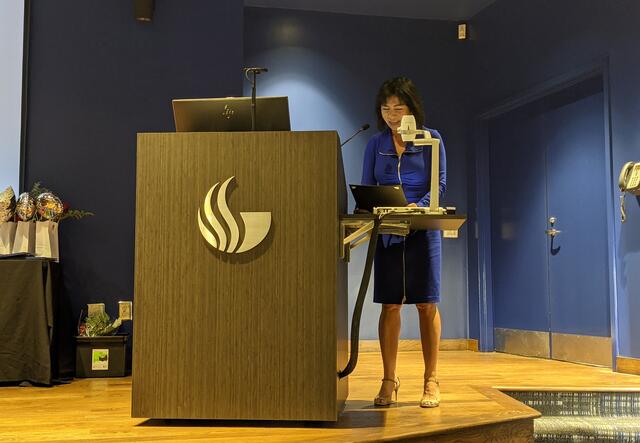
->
xmin=355 ymin=339 xmax=478 ymax=353
xmin=617 ymin=356 xmax=640 ymax=375
xmin=552 ymin=332 xmax=612 ymax=367
xmin=494 ymin=327 xmax=613 ymax=367
xmin=494 ymin=327 xmax=550 ymax=359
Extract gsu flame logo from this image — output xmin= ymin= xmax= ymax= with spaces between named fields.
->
xmin=197 ymin=177 xmax=271 ymax=253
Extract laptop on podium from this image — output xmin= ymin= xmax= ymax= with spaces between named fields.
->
xmin=172 ymin=96 xmax=291 ymax=132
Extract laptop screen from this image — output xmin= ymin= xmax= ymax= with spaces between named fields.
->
xmin=172 ymin=96 xmax=291 ymax=132
xmin=349 ymin=184 xmax=408 ymax=212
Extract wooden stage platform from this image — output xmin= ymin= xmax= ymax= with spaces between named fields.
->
xmin=2 ymin=350 xmax=640 ymax=442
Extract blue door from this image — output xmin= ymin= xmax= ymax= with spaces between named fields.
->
xmin=489 ymin=104 xmax=549 ymax=334
xmin=545 ymin=86 xmax=610 ymax=337
xmin=489 ymin=77 xmax=611 ymax=362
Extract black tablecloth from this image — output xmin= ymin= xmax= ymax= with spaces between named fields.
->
xmin=0 ymin=258 xmax=59 ymax=385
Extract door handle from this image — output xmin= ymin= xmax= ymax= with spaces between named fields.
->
xmin=545 ymin=228 xmax=562 ymax=237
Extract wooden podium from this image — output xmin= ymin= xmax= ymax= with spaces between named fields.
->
xmin=131 ymin=131 xmax=348 ymax=421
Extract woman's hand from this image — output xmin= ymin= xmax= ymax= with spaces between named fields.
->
xmin=406 ymin=203 xmax=417 ymax=207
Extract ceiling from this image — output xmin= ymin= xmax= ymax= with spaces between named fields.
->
xmin=243 ymin=0 xmax=497 ymax=21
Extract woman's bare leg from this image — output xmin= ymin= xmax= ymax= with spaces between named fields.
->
xmin=416 ymin=303 xmax=441 ymax=378
xmin=377 ymin=303 xmax=402 ymax=398
xmin=417 ymin=303 xmax=441 ymax=406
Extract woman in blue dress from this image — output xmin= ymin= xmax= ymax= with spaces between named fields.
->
xmin=361 ymin=77 xmax=446 ymax=408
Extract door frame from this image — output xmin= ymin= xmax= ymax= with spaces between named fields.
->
xmin=471 ymin=58 xmax=619 ymax=366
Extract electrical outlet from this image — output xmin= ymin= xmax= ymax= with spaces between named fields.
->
xmin=457 ymin=23 xmax=467 ymax=40
xmin=118 ymin=301 xmax=133 ymax=320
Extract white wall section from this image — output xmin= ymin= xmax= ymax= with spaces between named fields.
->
xmin=0 ymin=0 xmax=24 ymax=193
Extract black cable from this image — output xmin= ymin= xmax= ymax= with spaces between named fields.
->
xmin=338 ymin=215 xmax=382 ymax=379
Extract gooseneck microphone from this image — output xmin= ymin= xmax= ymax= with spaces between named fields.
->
xmin=243 ymin=67 xmax=269 ymax=131
xmin=340 ymin=123 xmax=370 ymax=147
xmin=243 ymin=67 xmax=269 ymax=74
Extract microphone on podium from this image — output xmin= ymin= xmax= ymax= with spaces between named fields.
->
xmin=243 ymin=67 xmax=269 ymax=131
xmin=243 ymin=67 xmax=269 ymax=74
xmin=340 ymin=123 xmax=370 ymax=147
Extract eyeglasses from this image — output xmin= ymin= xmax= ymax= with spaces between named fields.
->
xmin=381 ymin=105 xmax=409 ymax=115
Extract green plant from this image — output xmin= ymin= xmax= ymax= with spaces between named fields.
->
xmin=59 ymin=209 xmax=94 ymax=221
xmin=28 ymin=182 xmax=52 ymax=200
xmin=84 ymin=312 xmax=122 ymax=337
xmin=28 ymin=181 xmax=94 ymax=221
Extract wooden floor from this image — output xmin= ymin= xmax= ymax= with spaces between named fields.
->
xmin=2 ymin=351 xmax=640 ymax=442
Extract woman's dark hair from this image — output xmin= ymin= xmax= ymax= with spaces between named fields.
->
xmin=375 ymin=77 xmax=425 ymax=131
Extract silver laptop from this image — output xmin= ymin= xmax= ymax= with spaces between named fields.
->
xmin=172 ymin=96 xmax=291 ymax=132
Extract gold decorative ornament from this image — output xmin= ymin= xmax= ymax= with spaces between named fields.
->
xmin=16 ymin=192 xmax=36 ymax=221
xmin=0 ymin=186 xmax=16 ymax=222
xmin=36 ymin=192 xmax=64 ymax=221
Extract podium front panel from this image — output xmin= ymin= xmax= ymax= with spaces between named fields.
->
xmin=132 ymin=131 xmax=347 ymax=421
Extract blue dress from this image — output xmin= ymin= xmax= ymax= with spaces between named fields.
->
xmin=361 ymin=127 xmax=446 ymax=304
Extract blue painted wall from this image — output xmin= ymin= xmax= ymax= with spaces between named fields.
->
xmin=22 ymin=0 xmax=639 ymax=366
xmin=25 ymin=0 xmax=244 ymax=374
xmin=243 ymin=7 xmax=471 ymax=340
xmin=468 ymin=0 xmax=640 ymax=358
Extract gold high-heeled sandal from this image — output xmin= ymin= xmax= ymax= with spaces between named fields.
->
xmin=420 ymin=377 xmax=440 ymax=408
xmin=374 ymin=377 xmax=400 ymax=406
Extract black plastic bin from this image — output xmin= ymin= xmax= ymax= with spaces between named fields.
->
xmin=75 ymin=335 xmax=127 ymax=377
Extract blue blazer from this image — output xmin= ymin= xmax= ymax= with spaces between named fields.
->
xmin=361 ymin=127 xmax=446 ymax=207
